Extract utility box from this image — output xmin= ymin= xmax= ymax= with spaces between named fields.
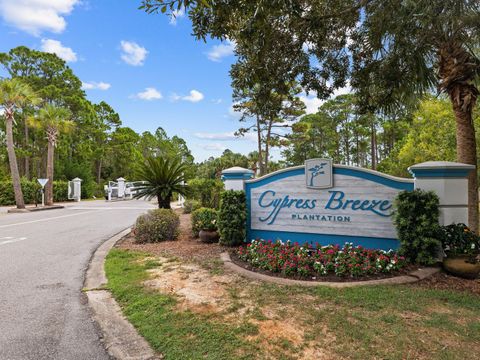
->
xmin=68 ymin=177 xmax=82 ymax=202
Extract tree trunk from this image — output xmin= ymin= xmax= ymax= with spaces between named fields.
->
xmin=96 ymin=159 xmax=102 ymax=184
xmin=452 ymin=94 xmax=478 ymax=233
xmin=371 ymin=122 xmax=377 ymax=170
xmin=438 ymin=41 xmax=479 ymax=232
xmin=157 ymin=194 xmax=171 ymax=209
xmin=45 ymin=140 xmax=55 ymax=206
xmin=256 ymin=115 xmax=264 ymax=176
xmin=264 ymin=118 xmax=273 ymax=173
xmin=5 ymin=112 xmax=25 ymax=209
xmin=24 ymin=118 xmax=30 ymax=180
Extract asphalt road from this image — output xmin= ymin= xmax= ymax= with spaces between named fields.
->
xmin=0 ymin=200 xmax=155 ymax=360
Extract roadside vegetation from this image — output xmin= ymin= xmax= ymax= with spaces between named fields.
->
xmin=106 ymin=246 xmax=480 ymax=360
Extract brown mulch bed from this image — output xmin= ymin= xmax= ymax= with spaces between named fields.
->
xmin=116 ymin=209 xmax=227 ymax=263
xmin=414 ymin=271 xmax=480 ymax=296
xmin=116 ymin=209 xmax=480 ymax=294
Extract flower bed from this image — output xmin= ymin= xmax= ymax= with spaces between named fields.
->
xmin=236 ymin=240 xmax=407 ymax=278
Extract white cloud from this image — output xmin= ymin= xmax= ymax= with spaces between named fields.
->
xmin=169 ymin=8 xmax=184 ymax=25
xmin=183 ymin=89 xmax=204 ymax=102
xmin=206 ymin=40 xmax=235 ymax=62
xmin=82 ymin=81 xmax=111 ymax=91
xmin=133 ymin=87 xmax=162 ymax=101
xmin=333 ymin=81 xmax=351 ymax=97
xmin=120 ymin=40 xmax=148 ymax=66
xmin=211 ymin=98 xmax=223 ymax=104
xmin=195 ymin=131 xmax=257 ymax=142
xmin=299 ymin=95 xmax=323 ymax=115
xmin=199 ymin=143 xmax=227 ymax=151
xmin=171 ymin=89 xmax=204 ymax=103
xmin=299 ymin=82 xmax=352 ymax=114
xmin=0 ymin=0 xmax=79 ymax=36
xmin=40 ymin=39 xmax=77 ymax=62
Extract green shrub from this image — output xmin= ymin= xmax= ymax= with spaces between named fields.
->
xmin=1 ymin=180 xmax=37 ymax=205
xmin=183 ymin=199 xmax=201 ymax=214
xmin=188 ymin=178 xmax=224 ymax=209
xmin=52 ymin=181 xmax=69 ymax=202
xmin=438 ymin=223 xmax=480 ymax=261
xmin=134 ymin=209 xmax=180 ymax=243
xmin=393 ymin=189 xmax=442 ymax=265
xmin=0 ymin=179 xmax=41 ymax=205
xmin=218 ymin=190 xmax=246 ymax=247
xmin=191 ymin=207 xmax=218 ymax=237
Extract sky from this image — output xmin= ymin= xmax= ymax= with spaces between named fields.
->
xmin=0 ymin=0 xmax=342 ymax=162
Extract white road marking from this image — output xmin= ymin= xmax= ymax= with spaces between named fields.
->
xmin=0 ymin=236 xmax=14 ymax=240
xmin=0 ymin=237 xmax=27 ymax=246
xmin=68 ymin=206 xmax=153 ymax=211
xmin=0 ymin=211 xmax=99 ymax=229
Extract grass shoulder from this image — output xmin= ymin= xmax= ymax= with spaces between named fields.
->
xmin=106 ymin=248 xmax=480 ymax=360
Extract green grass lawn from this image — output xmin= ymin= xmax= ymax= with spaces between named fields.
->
xmin=105 ymin=249 xmax=480 ymax=360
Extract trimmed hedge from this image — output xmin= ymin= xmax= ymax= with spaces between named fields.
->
xmin=0 ymin=180 xmax=70 ymax=206
xmin=134 ymin=209 xmax=180 ymax=243
xmin=218 ymin=190 xmax=246 ymax=247
xmin=393 ymin=189 xmax=442 ymax=265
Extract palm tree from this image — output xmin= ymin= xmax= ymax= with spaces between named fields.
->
xmin=30 ymin=105 xmax=73 ymax=206
xmin=134 ymin=156 xmax=189 ymax=209
xmin=0 ymin=78 xmax=39 ymax=209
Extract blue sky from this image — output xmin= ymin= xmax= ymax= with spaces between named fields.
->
xmin=0 ymin=0 xmax=331 ymax=162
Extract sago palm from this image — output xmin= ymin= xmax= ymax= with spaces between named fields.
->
xmin=0 ymin=78 xmax=39 ymax=209
xmin=30 ymin=105 xmax=73 ymax=205
xmin=134 ymin=156 xmax=189 ymax=209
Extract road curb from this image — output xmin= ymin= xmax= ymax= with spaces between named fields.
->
xmin=221 ymin=252 xmax=440 ymax=288
xmin=84 ymin=228 xmax=159 ymax=360
xmin=7 ymin=205 xmax=65 ymax=213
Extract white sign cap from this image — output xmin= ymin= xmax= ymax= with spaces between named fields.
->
xmin=38 ymin=178 xmax=49 ymax=188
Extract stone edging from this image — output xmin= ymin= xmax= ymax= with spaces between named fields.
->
xmin=84 ymin=228 xmax=158 ymax=360
xmin=221 ymin=252 xmax=440 ymax=288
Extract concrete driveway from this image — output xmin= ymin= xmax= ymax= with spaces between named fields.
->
xmin=0 ymin=200 xmax=155 ymax=360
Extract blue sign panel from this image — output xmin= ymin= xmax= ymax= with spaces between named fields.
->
xmin=245 ymin=163 xmax=414 ymax=251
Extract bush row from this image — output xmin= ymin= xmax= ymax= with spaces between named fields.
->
xmin=0 ymin=180 xmax=70 ymax=205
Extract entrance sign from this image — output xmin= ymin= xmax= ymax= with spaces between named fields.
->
xmin=222 ymin=161 xmax=474 ymax=251
xmin=245 ymin=162 xmax=414 ymax=250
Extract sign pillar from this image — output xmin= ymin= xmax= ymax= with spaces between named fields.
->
xmin=221 ymin=167 xmax=255 ymax=191
xmin=71 ymin=178 xmax=82 ymax=202
xmin=117 ymin=177 xmax=125 ymax=199
xmin=408 ymin=161 xmax=475 ymax=226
